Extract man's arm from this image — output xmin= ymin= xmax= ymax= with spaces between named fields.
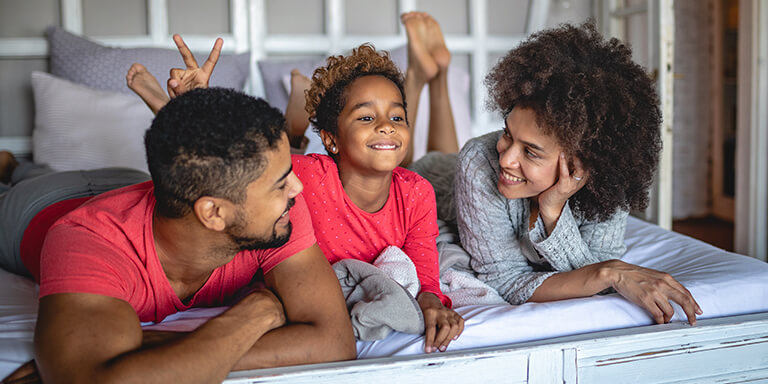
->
xmin=35 ymin=289 xmax=284 ymax=384
xmin=232 ymin=243 xmax=356 ymax=370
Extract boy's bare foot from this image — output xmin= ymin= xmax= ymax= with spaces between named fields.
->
xmin=401 ymin=12 xmax=451 ymax=82
xmin=0 ymin=150 xmax=19 ymax=184
xmin=286 ymin=69 xmax=312 ymax=148
xmin=126 ymin=63 xmax=170 ymax=115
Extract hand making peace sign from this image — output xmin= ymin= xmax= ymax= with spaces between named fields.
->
xmin=166 ymin=34 xmax=223 ymax=98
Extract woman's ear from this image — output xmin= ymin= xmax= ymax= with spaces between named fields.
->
xmin=319 ymin=130 xmax=338 ymax=154
xmin=193 ymin=197 xmax=229 ymax=232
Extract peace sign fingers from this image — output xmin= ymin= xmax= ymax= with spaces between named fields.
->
xmin=173 ymin=34 xmax=199 ymax=70
xmin=201 ymin=37 xmax=224 ymax=75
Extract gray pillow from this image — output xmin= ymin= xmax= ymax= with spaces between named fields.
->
xmin=47 ymin=26 xmax=250 ymax=94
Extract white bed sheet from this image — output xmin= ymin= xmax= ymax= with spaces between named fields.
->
xmin=1 ymin=217 xmax=767 ymax=378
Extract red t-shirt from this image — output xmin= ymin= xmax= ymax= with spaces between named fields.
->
xmin=35 ymin=181 xmax=316 ymax=323
xmin=292 ymin=154 xmax=451 ymax=307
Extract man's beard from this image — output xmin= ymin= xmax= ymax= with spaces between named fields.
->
xmin=227 ymin=198 xmax=295 ymax=251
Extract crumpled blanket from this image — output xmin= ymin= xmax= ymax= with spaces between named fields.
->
xmin=333 ymin=225 xmax=505 ymax=341
xmin=436 ymin=220 xmax=506 ymax=307
xmin=333 ymin=246 xmax=424 ymax=341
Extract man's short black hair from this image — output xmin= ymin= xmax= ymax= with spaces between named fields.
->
xmin=145 ymin=88 xmax=286 ymax=218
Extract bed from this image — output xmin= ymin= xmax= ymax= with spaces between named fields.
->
xmin=2 ymin=216 xmax=767 ymax=383
xmin=2 ymin=27 xmax=768 ymax=384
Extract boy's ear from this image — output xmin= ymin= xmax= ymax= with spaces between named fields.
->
xmin=193 ymin=197 xmax=230 ymax=232
xmin=319 ymin=131 xmax=338 ymax=154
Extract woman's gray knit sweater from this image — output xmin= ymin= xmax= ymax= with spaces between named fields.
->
xmin=411 ymin=131 xmax=628 ymax=304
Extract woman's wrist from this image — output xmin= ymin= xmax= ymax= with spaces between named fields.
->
xmin=595 ymin=259 xmax=623 ymax=290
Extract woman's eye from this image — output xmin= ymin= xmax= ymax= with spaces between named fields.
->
xmin=525 ymin=149 xmax=539 ymax=159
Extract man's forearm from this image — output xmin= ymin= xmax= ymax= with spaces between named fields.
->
xmin=232 ymin=319 xmax=356 ymax=371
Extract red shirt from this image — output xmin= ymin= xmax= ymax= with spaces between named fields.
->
xmin=34 ymin=181 xmax=316 ymax=323
xmin=293 ymin=154 xmax=450 ymax=307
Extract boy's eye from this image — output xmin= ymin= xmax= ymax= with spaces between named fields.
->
xmin=391 ymin=116 xmax=404 ymax=122
xmin=358 ymin=116 xmax=373 ymax=121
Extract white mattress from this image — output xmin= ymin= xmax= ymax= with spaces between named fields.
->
xmin=1 ymin=217 xmax=767 ymax=377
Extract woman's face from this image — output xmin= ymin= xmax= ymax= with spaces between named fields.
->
xmin=324 ymin=75 xmax=409 ymax=174
xmin=495 ymin=107 xmax=564 ymax=200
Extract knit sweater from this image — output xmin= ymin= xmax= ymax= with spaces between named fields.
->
xmin=411 ymin=131 xmax=628 ymax=304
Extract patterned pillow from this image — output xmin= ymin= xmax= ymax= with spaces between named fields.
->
xmin=31 ymin=71 xmax=152 ymax=172
xmin=47 ymin=26 xmax=250 ymax=94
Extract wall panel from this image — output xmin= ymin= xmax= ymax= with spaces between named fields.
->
xmin=169 ymin=0 xmax=230 ymax=35
xmin=0 ymin=0 xmax=60 ymax=38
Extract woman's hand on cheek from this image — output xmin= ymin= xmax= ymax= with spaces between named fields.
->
xmin=537 ymin=153 xmax=588 ymax=234
xmin=417 ymin=292 xmax=465 ymax=353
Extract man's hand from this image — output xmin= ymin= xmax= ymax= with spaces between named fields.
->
xmin=602 ymin=259 xmax=703 ymax=325
xmin=1 ymin=359 xmax=39 ymax=384
xmin=417 ymin=292 xmax=464 ymax=353
xmin=537 ymin=153 xmax=588 ymax=235
xmin=166 ymin=34 xmax=223 ymax=98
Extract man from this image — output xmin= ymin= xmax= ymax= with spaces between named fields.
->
xmin=0 ymin=88 xmax=355 ymax=383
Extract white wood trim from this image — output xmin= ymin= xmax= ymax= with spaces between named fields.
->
xmin=247 ymin=0 xmax=266 ymax=98
xmin=0 ymin=39 xmax=48 ymax=57
xmin=736 ymin=0 xmax=768 ymax=260
xmin=0 ymin=137 xmax=33 ymax=158
xmin=526 ymin=0 xmax=551 ymax=35
xmin=326 ymin=0 xmax=344 ymax=55
xmin=221 ymin=312 xmax=768 ymax=383
xmin=231 ymin=0 xmax=249 ymax=53
xmin=469 ymin=0 xmax=489 ymax=136
xmin=747 ymin=0 xmax=768 ymax=260
xmin=60 ymin=0 xmax=83 ymax=34
xmin=654 ymin=0 xmax=674 ymax=230
xmin=147 ymin=0 xmax=169 ymax=43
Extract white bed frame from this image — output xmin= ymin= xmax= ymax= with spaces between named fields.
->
xmin=2 ymin=1 xmax=768 ymax=382
xmin=226 ymin=312 xmax=768 ymax=383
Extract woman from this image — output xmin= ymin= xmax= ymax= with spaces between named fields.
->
xmin=412 ymin=22 xmax=702 ymax=326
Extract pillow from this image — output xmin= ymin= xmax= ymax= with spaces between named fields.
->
xmin=265 ymin=45 xmax=472 ymax=158
xmin=31 ymin=71 xmax=152 ymax=173
xmin=47 ymin=26 xmax=250 ymax=94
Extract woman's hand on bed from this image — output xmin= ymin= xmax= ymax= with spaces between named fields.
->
xmin=603 ymin=260 xmax=703 ymax=325
xmin=166 ymin=34 xmax=223 ymax=98
xmin=417 ymin=292 xmax=465 ymax=353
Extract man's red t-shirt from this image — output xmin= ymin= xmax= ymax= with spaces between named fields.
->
xmin=26 ymin=181 xmax=315 ymax=323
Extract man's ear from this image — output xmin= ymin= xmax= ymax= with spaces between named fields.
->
xmin=319 ymin=130 xmax=338 ymax=154
xmin=193 ymin=197 xmax=230 ymax=232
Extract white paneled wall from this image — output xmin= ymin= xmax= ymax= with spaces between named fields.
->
xmin=0 ymin=0 xmax=588 ymax=157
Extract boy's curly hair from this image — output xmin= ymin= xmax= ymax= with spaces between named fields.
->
xmin=305 ymin=44 xmax=407 ymax=143
xmin=485 ymin=22 xmax=662 ymax=222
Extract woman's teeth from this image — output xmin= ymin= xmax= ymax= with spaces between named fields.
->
xmin=501 ymin=171 xmax=525 ymax=182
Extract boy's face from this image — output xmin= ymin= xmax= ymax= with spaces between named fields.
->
xmin=326 ymin=75 xmax=410 ymax=174
xmin=495 ymin=108 xmax=563 ymax=200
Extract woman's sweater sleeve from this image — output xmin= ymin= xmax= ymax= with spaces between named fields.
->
xmin=528 ymin=204 xmax=628 ymax=271
xmin=455 ymin=136 xmax=555 ymax=304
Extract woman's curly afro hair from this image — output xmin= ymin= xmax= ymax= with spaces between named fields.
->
xmin=305 ymin=44 xmax=407 ymax=141
xmin=485 ymin=22 xmax=662 ymax=222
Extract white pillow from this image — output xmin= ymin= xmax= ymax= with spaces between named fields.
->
xmin=31 ymin=71 xmax=152 ymax=173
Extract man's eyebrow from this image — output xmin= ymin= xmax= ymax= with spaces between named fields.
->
xmin=274 ymin=165 xmax=293 ymax=187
